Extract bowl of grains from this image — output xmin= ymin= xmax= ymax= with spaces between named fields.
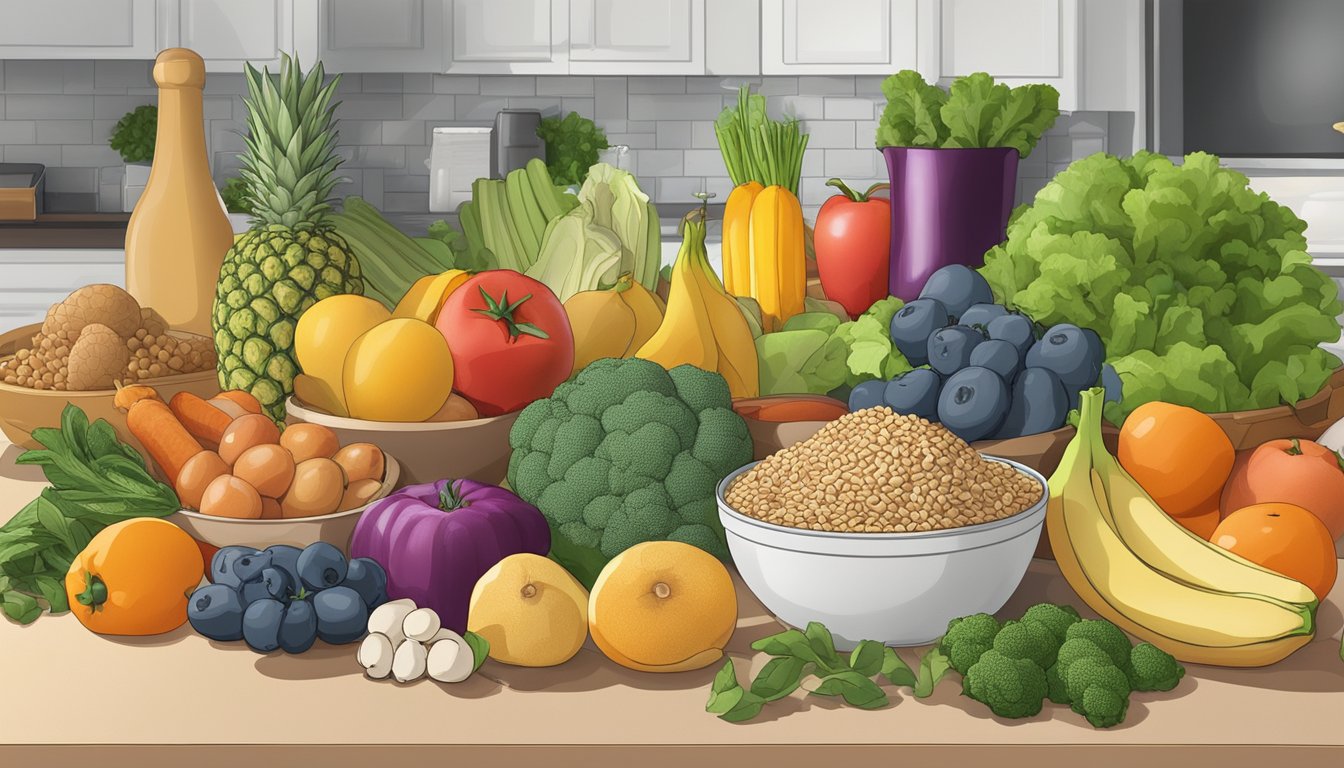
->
xmin=716 ymin=407 xmax=1048 ymax=649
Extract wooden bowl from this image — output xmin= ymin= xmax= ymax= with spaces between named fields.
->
xmin=285 ymin=397 xmax=518 ymax=485
xmin=168 ymin=455 xmax=400 ymax=555
xmin=0 ymin=323 xmax=219 ymax=457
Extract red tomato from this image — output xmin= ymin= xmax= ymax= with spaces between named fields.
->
xmin=815 ymin=179 xmax=891 ymax=318
xmin=435 ymin=271 xmax=574 ymax=416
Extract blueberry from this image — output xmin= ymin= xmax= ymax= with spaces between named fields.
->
xmin=958 ymin=303 xmax=1008 ymax=331
xmin=297 ymin=542 xmax=348 ymax=591
xmin=1025 ymin=324 xmax=1104 ymax=409
xmin=232 ymin=551 xmax=273 ymax=583
xmin=882 ymin=368 xmax=941 ymax=421
xmin=242 ymin=598 xmax=286 ymax=653
xmin=210 ymin=546 xmax=258 ymax=588
xmin=937 ymin=366 xmax=1011 ymax=443
xmin=312 ymin=586 xmax=368 ymax=645
xmin=918 ymin=265 xmax=994 ymax=318
xmin=927 ymin=325 xmax=985 ymax=376
xmin=848 ymin=380 xmax=888 ymax=412
xmin=264 ymin=545 xmax=303 ymax=589
xmin=343 ymin=558 xmax=388 ymax=607
xmin=278 ymin=598 xmax=319 ymax=654
xmin=187 ymin=583 xmax=245 ymax=641
xmin=995 ymin=368 xmax=1069 ymax=439
xmin=1101 ymin=363 xmax=1124 ymax=403
xmin=969 ymin=339 xmax=1023 ymax=382
xmin=889 ymin=298 xmax=951 ymax=366
xmin=240 ymin=580 xmax=271 ymax=606
xmin=262 ymin=567 xmax=293 ymax=600
xmin=987 ymin=313 xmax=1036 ymax=359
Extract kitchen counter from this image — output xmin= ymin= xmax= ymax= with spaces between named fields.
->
xmin=2 ymin=438 xmax=1344 ymax=766
xmin=0 ymin=213 xmax=130 ymax=248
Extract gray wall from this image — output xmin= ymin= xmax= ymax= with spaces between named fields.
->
xmin=0 ymin=60 xmax=1124 ymax=218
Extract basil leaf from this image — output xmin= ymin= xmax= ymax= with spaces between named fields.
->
xmin=811 ymin=670 xmax=889 ymax=709
xmin=463 ymin=631 xmax=490 ymax=674
xmin=2 ymin=590 xmax=41 ymax=624
xmin=60 ymin=404 xmax=92 ymax=463
xmin=32 ymin=575 xmax=67 ymax=614
xmin=751 ymin=629 xmax=821 ymax=664
xmin=706 ymin=684 xmax=746 ymax=716
xmin=848 ymin=640 xmax=885 ymax=677
xmin=34 ymin=497 xmax=75 ymax=552
xmin=710 ymin=657 xmax=741 ymax=695
xmin=913 ymin=646 xmax=952 ymax=698
xmin=804 ymin=622 xmax=844 ymax=672
xmin=718 ymin=691 xmax=766 ymax=723
xmin=749 ymin=656 xmax=808 ymax=702
xmin=881 ymin=647 xmax=918 ymax=688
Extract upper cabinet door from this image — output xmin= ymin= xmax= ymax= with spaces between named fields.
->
xmin=0 ymin=0 xmax=158 ymax=58
xmin=446 ymin=0 xmax=568 ymax=74
xmin=167 ymin=0 xmax=295 ymax=72
xmin=568 ymin=0 xmax=705 ymax=75
xmin=319 ymin=0 xmax=444 ymax=72
xmin=936 ymin=0 xmax=1077 ymax=108
xmin=762 ymin=0 xmax=917 ymax=75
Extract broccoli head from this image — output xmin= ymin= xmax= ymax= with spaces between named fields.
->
xmin=1128 ymin=642 xmax=1185 ymax=692
xmin=1064 ymin=657 xmax=1131 ymax=728
xmin=1064 ymin=619 xmax=1132 ymax=667
xmin=962 ymin=649 xmax=1048 ymax=719
xmin=507 ymin=359 xmax=753 ymax=587
xmin=992 ymin=619 xmax=1060 ymax=670
xmin=940 ymin=613 xmax=1001 ymax=675
xmin=1044 ymin=662 xmax=1070 ymax=704
xmin=1020 ymin=602 xmax=1081 ymax=642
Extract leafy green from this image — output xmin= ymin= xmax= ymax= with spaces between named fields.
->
xmin=913 ymin=646 xmax=952 ymax=698
xmin=525 ymin=200 xmax=625 ymax=303
xmin=578 ymin=163 xmax=661 ymax=292
xmin=714 ymin=85 xmax=809 ymax=194
xmin=833 ymin=296 xmax=914 ymax=388
xmin=109 ymin=104 xmax=157 ymax=163
xmin=537 ymin=112 xmax=609 ymax=187
xmin=219 ymin=177 xmax=254 ymax=215
xmin=980 ymin=151 xmax=1342 ymax=422
xmin=1 ymin=405 xmax=180 ymax=624
xmin=875 ymin=71 xmax=1058 ymax=158
xmin=328 ymin=196 xmax=454 ymax=308
xmin=463 ymin=631 xmax=491 ymax=674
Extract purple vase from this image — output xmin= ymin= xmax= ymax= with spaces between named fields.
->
xmin=882 ymin=146 xmax=1019 ymax=301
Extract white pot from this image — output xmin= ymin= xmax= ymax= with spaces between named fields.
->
xmin=123 ymin=163 xmax=151 ymax=212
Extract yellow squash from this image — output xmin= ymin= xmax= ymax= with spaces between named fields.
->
xmin=747 ymin=186 xmax=806 ymax=333
xmin=721 ymin=181 xmax=762 ymax=296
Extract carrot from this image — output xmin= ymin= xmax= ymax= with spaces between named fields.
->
xmin=169 ymin=391 xmax=234 ymax=449
xmin=126 ymin=397 xmax=204 ymax=488
xmin=113 ymin=383 xmax=161 ymax=413
xmin=216 ymin=390 xmax=262 ymax=415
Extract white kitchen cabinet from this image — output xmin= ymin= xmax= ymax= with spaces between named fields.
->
xmin=0 ymin=0 xmax=159 ymax=58
xmin=446 ymin=0 xmax=568 ymax=74
xmin=762 ymin=0 xmax=917 ymax=75
xmin=158 ymin=0 xmax=298 ymax=72
xmin=933 ymin=0 xmax=1079 ymax=109
xmin=0 ymin=251 xmax=126 ymax=334
xmin=317 ymin=0 xmax=444 ymax=72
xmin=568 ymin=0 xmax=705 ymax=75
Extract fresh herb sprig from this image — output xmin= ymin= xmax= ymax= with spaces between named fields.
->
xmin=706 ymin=621 xmax=951 ymax=723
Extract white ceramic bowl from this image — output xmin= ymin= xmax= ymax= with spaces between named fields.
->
xmin=716 ymin=457 xmax=1048 ymax=650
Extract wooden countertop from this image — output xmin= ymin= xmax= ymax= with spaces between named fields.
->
xmin=2 ymin=438 xmax=1343 ymax=767
xmin=0 ymin=213 xmax=130 ymax=249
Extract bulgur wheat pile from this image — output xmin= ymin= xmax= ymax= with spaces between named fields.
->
xmin=725 ymin=407 xmax=1042 ymax=533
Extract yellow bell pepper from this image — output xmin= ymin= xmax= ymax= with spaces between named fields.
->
xmin=747 ymin=185 xmax=806 ymax=333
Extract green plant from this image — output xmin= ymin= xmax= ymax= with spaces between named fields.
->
xmin=875 ymin=70 xmax=1058 ymax=158
xmin=109 ymin=105 xmax=157 ymax=164
xmin=219 ymin=177 xmax=254 ymax=215
xmin=537 ymin=111 xmax=608 ymax=187
xmin=713 ymin=85 xmax=809 ymax=194
xmin=981 ymin=151 xmax=1344 ymax=422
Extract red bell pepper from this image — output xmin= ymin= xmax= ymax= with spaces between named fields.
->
xmin=814 ymin=178 xmax=891 ymax=319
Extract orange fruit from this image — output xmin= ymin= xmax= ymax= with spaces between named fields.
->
xmin=1212 ymin=503 xmax=1337 ymax=601
xmin=1118 ymin=402 xmax=1234 ymax=517
xmin=1173 ymin=501 xmax=1222 ymax=540
xmin=588 ymin=541 xmax=737 ymax=673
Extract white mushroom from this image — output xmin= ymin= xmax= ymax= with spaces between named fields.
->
xmin=367 ymin=598 xmax=416 ymax=646
xmin=426 ymin=629 xmax=476 ymax=684
xmin=392 ymin=639 xmax=428 ymax=683
xmin=402 ymin=607 xmax=442 ymax=643
xmin=357 ymin=632 xmax=396 ymax=680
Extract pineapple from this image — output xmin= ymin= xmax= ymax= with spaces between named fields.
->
xmin=213 ymin=54 xmax=364 ymax=422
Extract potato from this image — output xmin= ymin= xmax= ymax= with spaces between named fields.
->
xmin=338 ymin=479 xmax=383 ymax=512
xmin=332 ymin=442 xmax=385 ymax=484
xmin=426 ymin=393 xmax=479 ymax=422
xmin=280 ymin=423 xmax=340 ymax=463
xmin=233 ymin=443 xmax=297 ymax=498
xmin=219 ymin=414 xmax=280 ymax=466
xmin=281 ymin=458 xmax=346 ymax=519
xmin=199 ymin=475 xmax=263 ymax=519
xmin=176 ymin=451 xmax=229 ymax=510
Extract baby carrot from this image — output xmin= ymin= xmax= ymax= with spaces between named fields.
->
xmin=169 ymin=391 xmax=234 ymax=449
xmin=126 ymin=397 xmax=204 ymax=488
xmin=215 ymin=390 xmax=262 ymax=415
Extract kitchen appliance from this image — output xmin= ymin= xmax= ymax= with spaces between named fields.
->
xmin=0 ymin=164 xmax=45 ymax=221
xmin=491 ymin=109 xmax=545 ymax=179
xmin=428 ymin=126 xmax=491 ymax=212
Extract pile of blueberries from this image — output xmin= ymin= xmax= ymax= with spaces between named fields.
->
xmin=188 ymin=542 xmax=388 ymax=654
xmin=849 ymin=265 xmax=1109 ymax=443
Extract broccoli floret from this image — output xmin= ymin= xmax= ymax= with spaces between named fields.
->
xmin=962 ymin=650 xmax=1048 ymax=719
xmin=1056 ymin=637 xmax=1111 ymax=675
xmin=1127 ymin=642 xmax=1185 ymax=692
xmin=1064 ymin=657 xmax=1131 ymax=728
xmin=1020 ymin=602 xmax=1081 ymax=642
xmin=1064 ymin=619 xmax=1132 ymax=667
xmin=940 ymin=613 xmax=1001 ymax=675
xmin=1045 ymin=662 xmax=1070 ymax=704
xmin=993 ymin=619 xmax=1060 ymax=670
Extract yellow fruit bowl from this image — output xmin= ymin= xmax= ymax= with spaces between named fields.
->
xmin=284 ymin=397 xmax=518 ymax=486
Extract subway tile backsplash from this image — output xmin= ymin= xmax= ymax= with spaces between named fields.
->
xmin=0 ymin=61 xmax=1117 ymax=218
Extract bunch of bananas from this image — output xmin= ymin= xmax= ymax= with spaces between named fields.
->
xmin=636 ymin=211 xmax=758 ymax=399
xmin=1049 ymin=389 xmax=1317 ymax=667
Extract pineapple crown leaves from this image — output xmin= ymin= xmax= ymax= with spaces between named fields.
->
xmin=239 ymin=53 xmax=345 ymax=229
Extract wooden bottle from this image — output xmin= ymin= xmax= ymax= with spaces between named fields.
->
xmin=124 ymin=48 xmax=232 ymax=337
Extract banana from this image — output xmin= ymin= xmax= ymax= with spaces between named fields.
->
xmin=1048 ymin=389 xmax=1315 ymax=667
xmin=635 ymin=217 xmax=720 ymax=375
xmin=691 ymin=244 xmax=760 ymax=399
xmin=620 ymin=278 xmax=666 ymax=353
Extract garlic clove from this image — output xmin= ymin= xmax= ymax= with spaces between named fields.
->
xmin=367 ymin=598 xmax=416 ymax=646
xmin=357 ymin=632 xmax=396 ymax=680
xmin=402 ymin=607 xmax=442 ymax=643
xmin=391 ymin=639 xmax=428 ymax=683
xmin=426 ymin=630 xmax=475 ymax=684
